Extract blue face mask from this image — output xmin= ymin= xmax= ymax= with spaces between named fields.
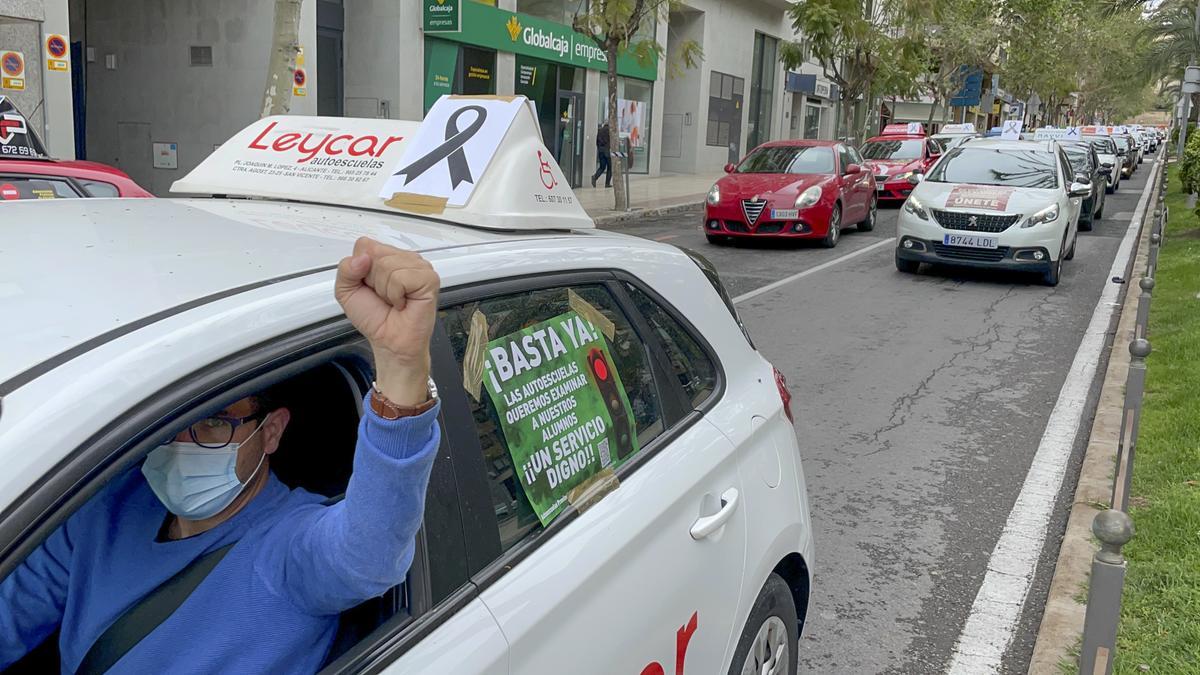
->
xmin=142 ymin=414 xmax=270 ymax=521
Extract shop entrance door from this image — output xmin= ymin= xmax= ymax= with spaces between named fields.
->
xmin=556 ymin=91 xmax=584 ymax=188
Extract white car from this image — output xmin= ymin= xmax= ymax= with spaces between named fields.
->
xmin=895 ymin=139 xmax=1087 ymax=286
xmin=0 ymin=102 xmax=813 ymax=674
xmin=1083 ymin=135 xmax=1122 ymax=193
xmin=931 ymin=123 xmax=978 ymax=151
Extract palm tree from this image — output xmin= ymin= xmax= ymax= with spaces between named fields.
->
xmin=1141 ymin=0 xmax=1200 ymax=123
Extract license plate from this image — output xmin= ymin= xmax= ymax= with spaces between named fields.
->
xmin=771 ymin=209 xmax=799 ymax=219
xmin=943 ymin=234 xmax=999 ymax=249
xmin=876 ymin=184 xmax=886 ymax=192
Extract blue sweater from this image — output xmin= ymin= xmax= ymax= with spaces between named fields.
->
xmin=0 ymin=398 xmax=440 ymax=673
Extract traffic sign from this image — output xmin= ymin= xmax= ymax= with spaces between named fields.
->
xmin=45 ymin=34 xmax=68 ymax=72
xmin=1 ymin=51 xmax=25 ymax=91
xmin=292 ymin=67 xmax=307 ymax=97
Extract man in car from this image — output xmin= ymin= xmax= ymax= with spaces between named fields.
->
xmin=0 ymin=237 xmax=441 ymax=673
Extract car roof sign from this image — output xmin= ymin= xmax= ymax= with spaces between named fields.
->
xmin=0 ymin=96 xmax=49 ymax=159
xmin=172 ymin=95 xmax=593 ymax=231
xmin=940 ymin=123 xmax=976 ymax=134
xmin=882 ymin=122 xmax=924 ymax=136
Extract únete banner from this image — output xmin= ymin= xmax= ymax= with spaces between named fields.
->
xmin=483 ymin=310 xmax=639 ymax=525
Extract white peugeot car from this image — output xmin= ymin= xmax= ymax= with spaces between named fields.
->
xmin=895 ymin=139 xmax=1087 ymax=286
xmin=0 ymin=100 xmax=813 ymax=674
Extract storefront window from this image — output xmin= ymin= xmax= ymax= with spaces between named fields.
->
xmin=424 ymin=39 xmax=496 ymax=113
xmin=597 ymin=76 xmax=654 ymax=174
xmin=516 ymin=0 xmax=576 ymax=24
xmin=516 ymin=55 xmax=586 ymax=187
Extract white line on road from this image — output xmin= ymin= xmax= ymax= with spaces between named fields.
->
xmin=946 ymin=158 xmax=1162 ymax=674
xmin=732 ymin=237 xmax=896 ymax=305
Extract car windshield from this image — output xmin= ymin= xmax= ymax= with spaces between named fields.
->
xmin=1084 ymin=136 xmax=1117 ymax=154
xmin=925 ymin=147 xmax=1059 ymax=189
xmin=859 ymin=139 xmax=923 ymax=160
xmin=736 ymin=145 xmax=835 ymax=174
xmin=932 ymin=135 xmax=969 ymax=150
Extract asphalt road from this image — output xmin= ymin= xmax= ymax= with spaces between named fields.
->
xmin=608 ymin=164 xmax=1153 ymax=673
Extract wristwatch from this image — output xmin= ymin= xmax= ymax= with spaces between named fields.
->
xmin=370 ymin=377 xmax=438 ymax=420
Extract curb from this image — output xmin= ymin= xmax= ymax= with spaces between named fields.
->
xmin=589 ymin=199 xmax=703 ymax=227
xmin=1026 ymin=161 xmax=1160 ymax=674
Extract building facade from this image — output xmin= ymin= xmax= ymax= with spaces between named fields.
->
xmin=9 ymin=0 xmax=836 ymax=194
xmin=1 ymin=0 xmax=74 ymax=158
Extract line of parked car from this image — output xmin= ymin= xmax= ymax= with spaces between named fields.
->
xmin=703 ymin=120 xmax=1164 ymax=286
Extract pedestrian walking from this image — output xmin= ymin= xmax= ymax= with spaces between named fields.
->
xmin=592 ymin=122 xmax=612 ymax=188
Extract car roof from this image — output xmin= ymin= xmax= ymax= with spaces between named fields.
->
xmin=0 ymin=158 xmax=141 ymax=184
xmin=0 ymin=197 xmax=620 ymax=388
xmin=756 ymin=139 xmax=839 ymax=148
xmin=864 ymin=134 xmax=924 ymax=142
xmin=953 ymin=138 xmax=1058 ymax=153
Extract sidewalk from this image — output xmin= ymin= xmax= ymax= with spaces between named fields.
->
xmin=576 ymin=172 xmax=718 ymax=226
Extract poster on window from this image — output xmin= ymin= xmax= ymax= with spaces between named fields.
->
xmin=483 ymin=310 xmax=639 ymax=526
xmin=618 ymin=98 xmax=645 ymax=148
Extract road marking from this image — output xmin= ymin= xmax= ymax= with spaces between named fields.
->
xmin=732 ymin=237 xmax=896 ymax=305
xmin=946 ymin=158 xmax=1161 ymax=674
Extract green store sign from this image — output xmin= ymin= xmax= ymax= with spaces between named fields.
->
xmin=424 ymin=0 xmax=657 ymax=81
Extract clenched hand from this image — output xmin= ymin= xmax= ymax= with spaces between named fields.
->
xmin=335 ymin=237 xmax=440 ymax=406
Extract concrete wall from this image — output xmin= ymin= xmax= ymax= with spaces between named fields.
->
xmin=660 ymin=8 xmax=703 ymax=173
xmin=344 ymin=0 xmax=421 ymax=120
xmin=661 ymin=0 xmax=799 ymax=176
xmin=82 ymin=0 xmax=316 ymax=195
xmin=1 ymin=0 xmax=74 ymax=157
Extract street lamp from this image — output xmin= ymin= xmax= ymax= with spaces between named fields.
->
xmin=1180 ymin=66 xmax=1200 ymax=158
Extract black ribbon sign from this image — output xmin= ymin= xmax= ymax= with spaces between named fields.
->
xmin=394 ymin=105 xmax=487 ymax=189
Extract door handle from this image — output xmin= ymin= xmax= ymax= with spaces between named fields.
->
xmin=690 ymin=488 xmax=740 ymax=540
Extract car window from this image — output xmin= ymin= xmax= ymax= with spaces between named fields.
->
xmin=440 ymin=283 xmax=666 ymax=553
xmin=859 ymin=139 xmax=923 ymax=160
xmin=848 ymin=146 xmax=865 ymax=165
xmin=623 ymin=283 xmax=717 ymax=408
xmin=736 ymin=145 xmax=835 ymax=174
xmin=837 ymin=146 xmax=854 ymax=173
xmin=927 ymin=139 xmax=941 ymax=156
xmin=0 ymin=177 xmax=82 ymax=200
xmin=926 ymin=148 xmax=1059 ymax=189
xmin=1058 ymin=152 xmax=1075 ymax=189
xmin=78 ymin=179 xmax=120 ymax=198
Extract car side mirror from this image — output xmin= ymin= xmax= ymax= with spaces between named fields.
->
xmin=724 ymin=163 xmax=736 ymax=174
xmin=1069 ymin=181 xmax=1091 ymax=197
xmin=844 ymin=163 xmax=862 ymax=175
xmin=907 ymin=173 xmax=924 ymax=185
xmin=1098 ymin=166 xmax=1112 ymax=176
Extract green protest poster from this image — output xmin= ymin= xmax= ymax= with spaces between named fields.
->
xmin=483 ymin=310 xmax=639 ymax=525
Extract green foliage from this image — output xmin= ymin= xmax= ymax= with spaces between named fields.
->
xmin=1178 ymin=132 xmax=1200 ymax=200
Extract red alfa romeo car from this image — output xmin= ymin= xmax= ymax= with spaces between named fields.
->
xmin=704 ymin=140 xmax=877 ymax=248
xmin=860 ymin=124 xmax=943 ymax=203
xmin=1 ymin=96 xmax=151 ymax=201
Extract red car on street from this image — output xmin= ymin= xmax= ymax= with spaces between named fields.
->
xmin=704 ymin=140 xmax=877 ymax=248
xmin=860 ymin=124 xmax=943 ymax=203
xmin=1 ymin=95 xmax=151 ymax=201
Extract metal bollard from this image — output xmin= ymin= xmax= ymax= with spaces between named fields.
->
xmin=1134 ymin=277 xmax=1154 ymax=340
xmin=1079 ymin=510 xmax=1135 ymax=675
xmin=1112 ymin=338 xmax=1151 ymax=512
xmin=1149 ymin=232 xmax=1161 ymax=278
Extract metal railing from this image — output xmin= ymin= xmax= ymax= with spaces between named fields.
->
xmin=1078 ymin=156 xmax=1168 ymax=674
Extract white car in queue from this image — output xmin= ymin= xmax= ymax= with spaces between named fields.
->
xmin=0 ymin=97 xmax=813 ymax=675
xmin=895 ymin=138 xmax=1088 ymax=286
xmin=1082 ymin=134 xmax=1123 ymax=193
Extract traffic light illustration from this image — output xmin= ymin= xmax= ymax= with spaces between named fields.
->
xmin=587 ymin=347 xmax=635 ymax=461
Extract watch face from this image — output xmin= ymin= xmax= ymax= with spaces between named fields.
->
xmin=427 ymin=376 xmax=439 ymax=400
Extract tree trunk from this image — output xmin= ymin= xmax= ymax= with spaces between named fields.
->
xmin=605 ymin=53 xmax=626 ymax=211
xmin=261 ymin=0 xmax=304 ymax=118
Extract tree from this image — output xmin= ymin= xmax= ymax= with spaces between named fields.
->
xmin=573 ymin=1 xmax=701 ymax=211
xmin=780 ymin=0 xmax=934 ymax=145
xmin=261 ymin=0 xmax=304 ymax=118
xmin=916 ymin=0 xmax=996 ymax=126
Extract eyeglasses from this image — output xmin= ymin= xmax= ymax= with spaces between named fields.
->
xmin=186 ymin=414 xmax=264 ymax=449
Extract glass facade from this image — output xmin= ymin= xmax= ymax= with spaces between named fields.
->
xmin=804 ymin=102 xmax=822 ymax=140
xmin=597 ymin=76 xmax=654 ymax=174
xmin=515 ymin=55 xmax=585 ymax=186
xmin=423 ymin=39 xmax=497 ymax=113
xmin=746 ymin=32 xmax=778 ymax=150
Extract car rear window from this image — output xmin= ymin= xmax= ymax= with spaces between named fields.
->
xmin=440 ymin=283 xmax=667 ymax=552
xmin=926 ymin=148 xmax=1059 ymax=189
xmin=736 ymin=145 xmax=834 ymax=174
xmin=78 ymin=179 xmax=120 ymax=198
xmin=859 ymin=139 xmax=923 ymax=160
xmin=623 ymin=283 xmax=717 ymax=408
xmin=0 ymin=177 xmax=82 ymax=201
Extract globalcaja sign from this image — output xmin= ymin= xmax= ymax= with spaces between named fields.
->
xmin=425 ymin=0 xmax=657 ymax=81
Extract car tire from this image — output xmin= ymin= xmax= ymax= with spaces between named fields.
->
xmin=727 ymin=573 xmax=798 ymax=675
xmin=1094 ymin=198 xmax=1104 ymax=220
xmin=895 ymin=251 xmax=920 ymax=274
xmin=706 ymin=234 xmax=725 ymax=245
xmin=1065 ymin=236 xmax=1076 ymax=260
xmin=1043 ymin=256 xmax=1062 ymax=286
xmin=1079 ymin=214 xmax=1093 ymax=232
xmin=821 ymin=204 xmax=841 ymax=248
xmin=1106 ymin=177 xmax=1116 ymax=194
xmin=858 ymin=197 xmax=877 ymax=232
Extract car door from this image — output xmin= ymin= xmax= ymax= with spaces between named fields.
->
xmin=839 ymin=145 xmax=867 ymax=219
xmin=1058 ymin=150 xmax=1082 ymax=240
xmin=438 ymin=276 xmax=748 ymax=675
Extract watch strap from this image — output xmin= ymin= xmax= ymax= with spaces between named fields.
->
xmin=370 ymin=379 xmax=437 ymax=420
